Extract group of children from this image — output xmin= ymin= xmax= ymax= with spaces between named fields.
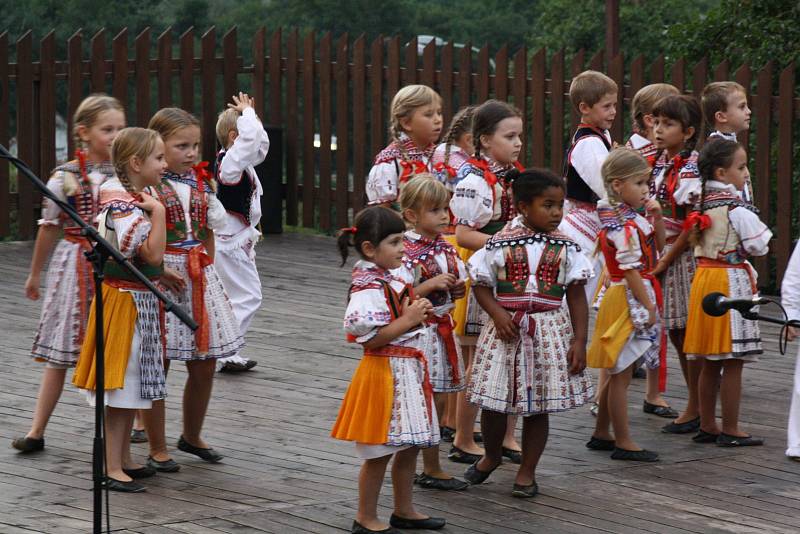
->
xmin=333 ymin=75 xmax=783 ymax=533
xmin=12 ymin=92 xmax=270 ymax=493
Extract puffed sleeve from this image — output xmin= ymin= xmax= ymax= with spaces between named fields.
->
xmin=564 ymin=245 xmax=594 ymax=285
xmin=456 ymin=254 xmax=468 ymax=282
xmin=467 ymin=245 xmax=504 ymax=288
xmin=38 ymin=171 xmax=69 ymax=226
xmin=570 ymin=137 xmax=609 ymax=200
xmin=729 ymin=206 xmax=772 ymax=257
xmin=607 ymin=226 xmax=644 ymax=270
xmin=781 ymin=241 xmax=800 ymax=322
xmin=450 ymin=173 xmax=493 ymax=229
xmin=344 ymin=287 xmax=392 ymax=343
xmin=105 ymin=202 xmax=152 ymax=259
xmin=673 ymin=156 xmax=701 ymax=206
xmin=366 ymin=161 xmax=398 ymax=205
xmin=205 ymin=192 xmax=228 ymax=230
xmin=218 ymin=108 xmax=270 ymax=185
xmin=390 ymin=264 xmax=415 ymax=285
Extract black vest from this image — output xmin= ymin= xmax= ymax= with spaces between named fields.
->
xmin=562 ymin=126 xmax=611 ymax=203
xmin=215 ymin=149 xmax=257 ymax=226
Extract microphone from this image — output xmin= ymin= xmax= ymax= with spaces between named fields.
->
xmin=702 ymin=292 xmax=768 ymax=317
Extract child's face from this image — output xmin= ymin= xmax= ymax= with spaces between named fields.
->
xmin=405 ymin=203 xmax=450 ymax=238
xmin=518 ymin=186 xmax=564 ymax=233
xmin=718 ymin=91 xmax=751 ymax=133
xmin=580 ymin=92 xmax=617 ymax=130
xmin=401 ymin=103 xmax=443 ymax=146
xmin=653 ymin=115 xmax=693 ymax=153
xmin=364 ymin=232 xmax=405 ymax=270
xmin=481 ymin=117 xmax=522 ymax=164
xmin=78 ymin=109 xmax=126 ymax=161
xmin=613 ymin=172 xmax=650 ymax=209
xmin=164 ymin=125 xmax=201 ymax=174
xmin=139 ymin=138 xmax=168 ymax=188
xmin=716 ymin=147 xmax=749 ymax=191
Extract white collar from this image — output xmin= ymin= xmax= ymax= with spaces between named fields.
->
xmin=706 ymin=180 xmax=739 ymax=193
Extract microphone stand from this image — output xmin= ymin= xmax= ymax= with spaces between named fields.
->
xmin=739 ymin=310 xmax=800 ymax=329
xmin=0 ymin=145 xmax=197 ymax=534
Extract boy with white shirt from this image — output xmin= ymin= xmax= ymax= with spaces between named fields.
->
xmin=214 ymin=92 xmax=270 ymax=372
xmin=782 ymin=241 xmax=800 ymax=461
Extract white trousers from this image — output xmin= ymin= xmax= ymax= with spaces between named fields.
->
xmin=214 ymin=240 xmax=263 ymax=364
xmin=787 ymin=349 xmax=800 ymax=457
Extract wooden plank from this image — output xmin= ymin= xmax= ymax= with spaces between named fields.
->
xmin=713 ymin=59 xmax=730 ymax=81
xmin=421 ymin=38 xmax=435 ymax=89
xmin=753 ymin=61 xmax=773 ymax=282
xmin=157 ymin=28 xmax=172 ymax=109
xmin=387 ymin=36 xmax=400 ymax=101
xmin=629 ymin=55 xmax=645 ymax=105
xmin=223 ymin=27 xmax=237 ymax=108
xmin=457 ymin=41 xmax=472 ymax=115
xmin=200 ymin=27 xmax=217 ymax=160
xmin=549 ymin=49 xmax=565 ymax=173
xmin=268 ymin=27 xmax=282 ymax=126
xmin=530 ymin=48 xmax=546 ymax=168
xmin=0 ymin=32 xmax=8 ymax=237
xmin=512 ymin=46 xmax=527 ymax=164
xmin=369 ymin=35 xmax=384 ymax=160
xmin=494 ymin=45 xmax=509 ymax=102
xmin=671 ymin=57 xmax=686 ymax=93
xmin=440 ymin=41 xmax=454 ymax=127
xmin=66 ymin=30 xmax=82 ymax=156
xmin=351 ymin=35 xmax=366 ymax=214
xmin=403 ymin=35 xmax=417 ymax=85
xmin=334 ymin=33 xmax=350 ymax=228
xmin=476 ymin=44 xmax=489 ymax=103
xmin=179 ymin=27 xmax=195 ymax=113
xmin=302 ymin=31 xmax=315 ymax=228
xmin=775 ymin=62 xmax=794 ymax=281
xmin=317 ymin=32 xmax=333 ymax=231
xmin=135 ymin=27 xmax=151 ymax=127
xmin=251 ymin=27 xmax=265 ymax=120
xmin=111 ymin=28 xmax=128 ymax=107
xmin=588 ymin=48 xmax=604 ymax=72
xmin=650 ymin=54 xmax=665 ymax=84
xmin=608 ymin=52 xmax=624 ymax=143
xmin=284 ymin=29 xmax=299 ymax=226
xmin=39 ymin=31 xmax=56 ymax=184
xmin=569 ymin=49 xmax=586 ymax=130
xmin=15 ymin=31 xmax=34 ymax=239
xmin=691 ymin=57 xmax=708 ymax=149
xmin=89 ymin=29 xmax=106 ymax=93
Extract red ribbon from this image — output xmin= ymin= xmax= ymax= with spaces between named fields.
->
xmin=398 ymin=160 xmax=430 ymax=183
xmin=192 ymin=161 xmax=211 ymax=189
xmin=683 ymin=210 xmax=711 ymax=232
xmin=434 ymin=161 xmax=457 ymax=178
xmin=428 ymin=314 xmax=461 ymax=385
xmin=168 ymin=245 xmax=213 ymax=354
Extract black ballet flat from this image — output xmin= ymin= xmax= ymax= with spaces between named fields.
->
xmin=502 ymin=447 xmax=522 ymax=464
xmin=463 ymin=460 xmax=500 ymax=485
xmin=11 ymin=436 xmax=45 ymax=453
xmin=610 ymin=447 xmax=659 ymax=462
xmin=511 ymin=482 xmax=539 ymax=498
xmin=122 ymin=465 xmax=156 ymax=479
xmin=104 ymin=477 xmax=146 ymax=493
xmin=351 ymin=521 xmax=401 ymax=534
xmin=147 ymin=456 xmax=181 ymax=472
xmin=389 ymin=514 xmax=446 ymax=530
xmin=643 ymin=401 xmax=679 ymax=419
xmin=692 ymin=430 xmax=720 ymax=444
xmin=177 ymin=435 xmax=223 ymax=463
xmin=661 ymin=417 xmax=700 ymax=434
xmin=439 ymin=426 xmax=455 ymax=442
xmin=716 ymin=433 xmax=764 ymax=447
xmin=586 ymin=436 xmax=616 ymax=451
xmin=414 ymin=473 xmax=469 ymax=491
xmin=448 ymin=446 xmax=482 ymax=464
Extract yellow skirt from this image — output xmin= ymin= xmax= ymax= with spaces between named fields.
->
xmin=445 ymin=235 xmax=474 ymax=338
xmin=331 ymin=355 xmax=394 ymax=444
xmin=72 ymin=284 xmax=137 ymax=392
xmin=683 ymin=266 xmax=732 ymax=356
xmin=587 ymin=284 xmax=634 ymax=369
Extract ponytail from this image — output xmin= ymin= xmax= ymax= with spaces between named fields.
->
xmin=337 ymin=206 xmax=406 ymax=267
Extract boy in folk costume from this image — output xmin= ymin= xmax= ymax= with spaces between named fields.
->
xmin=214 ymin=93 xmax=270 ymax=372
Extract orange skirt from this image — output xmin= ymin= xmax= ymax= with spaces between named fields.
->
xmin=445 ymin=235 xmax=474 ymax=338
xmin=331 ymin=355 xmax=394 ymax=444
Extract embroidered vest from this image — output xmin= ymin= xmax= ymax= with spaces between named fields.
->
xmin=52 ymin=157 xmax=115 ymax=228
xmin=563 ymin=125 xmax=611 ymax=203
xmin=693 ymin=190 xmax=760 ymax=264
xmin=600 ymin=220 xmax=658 ymax=280
xmin=153 ymin=174 xmax=210 ymax=243
xmin=214 ymin=149 xmax=256 ymax=226
xmin=402 ymin=235 xmax=459 ymax=308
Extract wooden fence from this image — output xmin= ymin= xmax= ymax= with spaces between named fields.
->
xmin=1 ymin=27 xmax=798 ymax=287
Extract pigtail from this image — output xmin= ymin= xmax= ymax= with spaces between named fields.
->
xmin=337 ymin=227 xmax=357 ymax=267
xmin=442 ymin=106 xmax=475 ymax=168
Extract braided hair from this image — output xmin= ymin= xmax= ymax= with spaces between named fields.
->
xmin=690 ymin=138 xmax=743 ymax=247
xmin=111 ymin=128 xmax=161 ymax=195
xmin=472 ymin=100 xmax=522 ymax=159
xmin=442 ymin=106 xmax=476 ymax=167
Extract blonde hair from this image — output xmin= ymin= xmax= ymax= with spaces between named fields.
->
xmin=399 ymin=174 xmax=450 ymax=215
xmin=601 ymin=148 xmax=651 ymax=206
xmin=569 ymin=70 xmax=618 ymax=112
xmin=148 ymin=107 xmax=200 ymax=141
xmin=701 ymin=81 xmax=747 ymax=127
xmin=73 ymin=94 xmax=125 ymax=150
xmin=216 ymin=108 xmax=239 ymax=148
xmin=111 ymin=127 xmax=161 ymax=193
xmin=631 ymin=83 xmax=680 ymax=133
xmin=389 ymin=84 xmax=442 ymax=144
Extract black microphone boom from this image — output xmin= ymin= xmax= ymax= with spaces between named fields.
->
xmin=702 ymin=292 xmax=768 ymax=317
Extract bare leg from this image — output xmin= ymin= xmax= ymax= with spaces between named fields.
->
xmin=719 ymin=360 xmax=747 ymax=436
xmin=607 ymin=366 xmax=640 ymax=451
xmin=594 ymin=368 xmax=609 ymax=403
xmin=422 ymin=393 xmax=450 ymax=478
xmin=645 ymin=367 xmax=669 ymax=406
xmin=355 ymin=454 xmax=392 ymax=531
xmin=133 ymin=411 xmax=145 ymax=432
xmin=671 ymin=329 xmax=701 ymax=423
xmin=593 ymin=374 xmax=613 ymax=440
xmin=444 ymin=390 xmax=458 ymax=428
xmin=453 ymin=344 xmax=483 ymax=455
xmin=475 ymin=409 xmax=505 ymax=472
xmin=25 ymin=366 xmax=68 ymax=439
xmin=515 ymin=414 xmax=548 ymax=486
xmin=105 ymin=407 xmax=135 ymax=482
xmin=392 ymin=447 xmax=428 ymax=520
xmin=503 ymin=415 xmax=521 ymax=451
xmin=698 ymin=359 xmax=722 ymax=434
xmin=141 ymin=360 xmax=170 ymax=461
xmin=182 ymin=358 xmax=216 ymax=448
xmin=121 ymin=411 xmax=142 ymax=470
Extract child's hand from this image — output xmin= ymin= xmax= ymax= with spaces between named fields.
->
xmin=24 ymin=273 xmax=40 ymax=300
xmin=492 ymin=310 xmax=519 ymax=342
xmin=450 ymin=279 xmax=466 ymax=300
xmin=645 ymin=199 xmax=662 ymax=219
xmin=567 ymin=341 xmax=587 ymax=375
xmin=646 ymin=305 xmax=657 ymax=328
xmin=650 ymin=258 xmax=668 ymax=277
xmin=788 ymin=326 xmax=799 ymax=342
xmin=160 ymin=267 xmax=186 ymax=293
xmin=400 ymin=296 xmax=431 ymax=327
xmin=228 ymin=92 xmax=255 ymax=114
xmin=133 ymin=192 xmax=164 ymax=215
xmin=429 ymin=273 xmax=456 ymax=291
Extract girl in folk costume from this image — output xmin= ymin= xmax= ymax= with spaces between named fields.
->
xmin=13 ymin=95 xmax=125 ymax=453
xmin=449 ymin=99 xmax=525 ymax=466
xmin=332 ymin=206 xmax=446 ymax=534
xmin=683 ymin=138 xmax=771 ymax=447
xmin=141 ymin=108 xmax=243 ymax=471
xmin=395 ymin=176 xmax=468 ymax=491
xmin=464 ymin=168 xmax=594 ymax=497
xmin=366 ymin=85 xmax=443 ymax=208
xmin=646 ymin=95 xmax=705 ymax=436
xmin=587 ymin=148 xmax=665 ymax=463
xmin=73 ymin=127 xmax=168 ymax=492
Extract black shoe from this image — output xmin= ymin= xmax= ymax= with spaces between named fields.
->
xmin=643 ymin=401 xmax=679 ymax=419
xmin=692 ymin=430 xmax=720 ymax=444
xmin=177 ymin=435 xmax=223 ymax=463
xmin=502 ymin=447 xmax=522 ymax=464
xmin=439 ymin=426 xmax=455 ymax=442
xmin=473 ymin=431 xmax=483 ymax=443
xmin=632 ymin=366 xmax=646 ymax=379
xmin=448 ymin=446 xmax=482 ymax=464
xmin=716 ymin=433 xmax=764 ymax=447
xmin=789 ymin=456 xmax=800 ymax=462
xmin=147 ymin=456 xmax=181 ymax=473
xmin=351 ymin=521 xmax=401 ymax=534
xmin=511 ymin=482 xmax=539 ymax=498
xmin=586 ymin=436 xmax=616 ymax=451
xmin=463 ymin=460 xmax=500 ymax=485
xmin=661 ymin=417 xmax=700 ymax=434
xmin=122 ymin=465 xmax=157 ymax=479
xmin=414 ymin=473 xmax=469 ymax=491
xmin=610 ymin=447 xmax=659 ymax=462
xmin=130 ymin=429 xmax=148 ymax=443
xmin=389 ymin=514 xmax=446 ymax=530
xmin=11 ymin=437 xmax=45 ymax=453
xmin=104 ymin=477 xmax=146 ymax=493
xmin=219 ymin=361 xmax=255 ymax=373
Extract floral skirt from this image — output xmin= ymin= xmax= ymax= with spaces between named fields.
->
xmin=662 ymin=245 xmax=696 ymax=330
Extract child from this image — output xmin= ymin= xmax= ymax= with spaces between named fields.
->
xmin=431 ymin=105 xmax=475 ymax=191
xmin=647 ymin=95 xmax=704 ymax=435
xmin=464 ymin=168 xmax=594 ymax=496
xmin=213 ymin=92 xmax=270 ymax=373
xmin=332 ymin=206 xmax=446 ymax=534
xmin=558 ymin=70 xmax=618 ymax=302
xmin=701 ymin=81 xmax=753 ymax=203
xmin=587 ymin=148 xmax=665 ymax=462
xmin=73 ymin=127 xmax=168 ymax=492
xmin=396 ymin=175 xmax=468 ymax=491
xmin=13 ymin=94 xmax=125 ymax=453
xmin=449 ymin=99 xmax=525 ymax=465
xmin=683 ymin=138 xmax=771 ymax=446
xmin=783 ymin=241 xmax=800 ymax=461
xmin=141 ymin=108 xmax=243 ymax=471
xmin=366 ymin=85 xmax=442 ymax=208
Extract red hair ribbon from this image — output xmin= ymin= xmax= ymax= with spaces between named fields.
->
xmin=683 ymin=211 xmax=711 ymax=232
xmin=340 ymin=226 xmax=358 ymax=234
xmin=192 ymin=161 xmax=212 ymax=190
xmin=433 ymin=161 xmax=456 ymax=178
xmin=399 ymin=160 xmax=429 ymax=183
xmin=75 ymin=149 xmax=90 ymax=185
